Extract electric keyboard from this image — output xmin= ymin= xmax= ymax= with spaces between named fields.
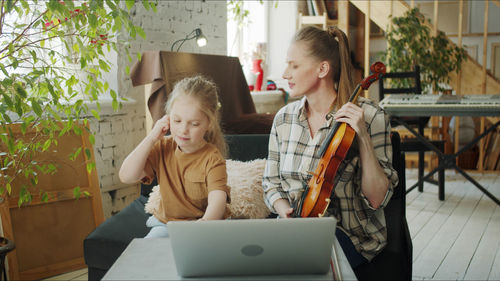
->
xmin=380 ymin=94 xmax=500 ymax=116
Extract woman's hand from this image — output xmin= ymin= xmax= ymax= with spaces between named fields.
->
xmin=336 ymin=102 xmax=390 ymax=208
xmin=334 ymin=102 xmax=368 ymax=138
xmin=273 ymin=199 xmax=294 ymax=218
xmin=149 ymin=115 xmax=170 ymax=142
xmin=280 ymin=208 xmax=294 ymax=218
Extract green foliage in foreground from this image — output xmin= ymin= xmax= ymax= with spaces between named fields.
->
xmin=0 ymin=0 xmax=156 ymax=206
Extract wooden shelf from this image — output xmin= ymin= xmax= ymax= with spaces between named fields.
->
xmin=298 ymin=12 xmax=338 ymax=30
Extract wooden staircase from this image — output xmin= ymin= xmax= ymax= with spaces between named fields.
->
xmin=349 ymin=0 xmax=500 ymax=96
xmin=348 ymin=0 xmax=500 ymax=171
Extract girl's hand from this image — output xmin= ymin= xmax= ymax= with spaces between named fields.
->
xmin=149 ymin=115 xmax=170 ymax=142
xmin=334 ymin=102 xmax=368 ymax=138
xmin=202 ymin=190 xmax=227 ymax=220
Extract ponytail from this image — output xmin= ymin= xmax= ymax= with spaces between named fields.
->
xmin=327 ymin=27 xmax=355 ymax=108
xmin=294 ymin=26 xmax=356 ymax=109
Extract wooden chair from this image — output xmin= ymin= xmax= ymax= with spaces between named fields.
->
xmin=379 ymin=65 xmax=445 ymax=196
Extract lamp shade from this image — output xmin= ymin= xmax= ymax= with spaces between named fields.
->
xmin=196 ymin=31 xmax=207 ymax=47
xmin=171 ymin=28 xmax=208 ymax=52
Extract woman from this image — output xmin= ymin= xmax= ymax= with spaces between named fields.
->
xmin=262 ymin=26 xmax=399 ymax=269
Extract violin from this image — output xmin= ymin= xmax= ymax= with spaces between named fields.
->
xmin=298 ymin=62 xmax=386 ymax=218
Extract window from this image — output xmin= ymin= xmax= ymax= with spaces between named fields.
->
xmin=492 ymin=43 xmax=500 ymax=79
xmin=227 ymin=1 xmax=267 ymax=79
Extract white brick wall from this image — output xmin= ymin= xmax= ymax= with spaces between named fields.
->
xmin=88 ymin=101 xmax=146 ymax=219
xmin=118 ymin=0 xmax=227 ymax=103
xmin=91 ymin=1 xmax=227 ymax=218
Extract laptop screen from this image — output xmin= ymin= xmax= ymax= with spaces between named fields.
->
xmin=167 ymin=217 xmax=337 ymax=278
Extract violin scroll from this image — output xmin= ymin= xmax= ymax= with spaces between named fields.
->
xmin=370 ymin=61 xmax=386 ymax=75
xmin=360 ymin=61 xmax=386 ymax=90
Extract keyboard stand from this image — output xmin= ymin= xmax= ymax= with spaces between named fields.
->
xmin=391 ymin=117 xmax=500 ymax=205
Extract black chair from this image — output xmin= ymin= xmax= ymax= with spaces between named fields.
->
xmin=379 ymin=65 xmax=444 ymax=197
xmin=0 ymin=238 xmax=15 ymax=281
xmin=354 ymin=132 xmax=412 ymax=280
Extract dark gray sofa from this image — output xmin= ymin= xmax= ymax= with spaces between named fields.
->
xmin=83 ymin=134 xmax=270 ymax=280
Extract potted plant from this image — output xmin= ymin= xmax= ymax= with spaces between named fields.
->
xmin=382 ymin=8 xmax=471 ymax=169
xmin=0 ymin=0 xmax=155 ymax=279
xmin=382 ymin=7 xmax=467 ymax=94
xmin=0 ymin=0 xmax=155 ymax=205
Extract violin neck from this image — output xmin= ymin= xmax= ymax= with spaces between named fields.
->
xmin=348 ymin=84 xmax=362 ymax=104
xmin=317 ymin=84 xmax=362 ymax=157
xmin=317 ymin=122 xmax=340 ymax=157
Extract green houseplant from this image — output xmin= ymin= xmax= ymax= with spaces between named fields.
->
xmin=0 ymin=0 xmax=155 ymax=207
xmin=383 ymin=7 xmax=467 ymax=93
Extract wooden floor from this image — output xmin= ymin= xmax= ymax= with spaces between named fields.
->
xmin=43 ymin=169 xmax=500 ymax=281
xmin=406 ymin=169 xmax=500 ymax=281
xmin=42 ymin=268 xmax=87 ymax=280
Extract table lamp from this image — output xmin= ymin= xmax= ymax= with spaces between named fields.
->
xmin=170 ymin=28 xmax=207 ymax=52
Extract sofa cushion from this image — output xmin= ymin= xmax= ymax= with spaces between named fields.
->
xmin=141 ymin=178 xmax=157 ymax=198
xmin=226 ymin=159 xmax=269 ymax=219
xmin=225 ymin=134 xmax=270 ymax=161
xmin=223 ymin=113 xmax=274 ymax=135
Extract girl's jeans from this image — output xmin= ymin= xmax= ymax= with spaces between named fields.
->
xmin=144 ymin=216 xmax=169 ymax=238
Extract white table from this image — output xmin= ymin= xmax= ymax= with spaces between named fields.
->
xmin=103 ymin=238 xmax=357 ymax=280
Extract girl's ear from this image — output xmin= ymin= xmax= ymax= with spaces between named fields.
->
xmin=318 ymin=61 xmax=330 ymax=78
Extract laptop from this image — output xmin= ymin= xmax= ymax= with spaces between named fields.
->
xmin=167 ymin=217 xmax=337 ymax=278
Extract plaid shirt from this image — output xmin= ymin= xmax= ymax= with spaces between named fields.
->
xmin=263 ymin=96 xmax=399 ymax=261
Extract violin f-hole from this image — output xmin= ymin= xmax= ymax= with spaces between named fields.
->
xmin=315 ymin=164 xmax=325 ymax=185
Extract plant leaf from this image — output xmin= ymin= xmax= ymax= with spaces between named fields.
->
xmin=73 ymin=186 xmax=81 ymax=199
xmin=125 ymin=0 xmax=135 ymax=10
xmin=31 ymin=98 xmax=43 ymax=117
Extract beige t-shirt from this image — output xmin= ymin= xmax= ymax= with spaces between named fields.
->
xmin=142 ymin=136 xmax=229 ymax=223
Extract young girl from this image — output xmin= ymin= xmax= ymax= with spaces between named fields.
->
xmin=263 ymin=26 xmax=399 ymax=269
xmin=119 ymin=76 xmax=229 ymax=238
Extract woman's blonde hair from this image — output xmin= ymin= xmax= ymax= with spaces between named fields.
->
xmin=165 ymin=75 xmax=227 ymax=157
xmin=293 ymin=25 xmax=356 ymax=108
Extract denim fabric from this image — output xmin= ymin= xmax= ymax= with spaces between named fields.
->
xmin=144 ymin=216 xmax=169 ymax=238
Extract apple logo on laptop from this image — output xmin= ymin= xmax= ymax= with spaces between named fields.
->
xmin=241 ymin=244 xmax=264 ymax=256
